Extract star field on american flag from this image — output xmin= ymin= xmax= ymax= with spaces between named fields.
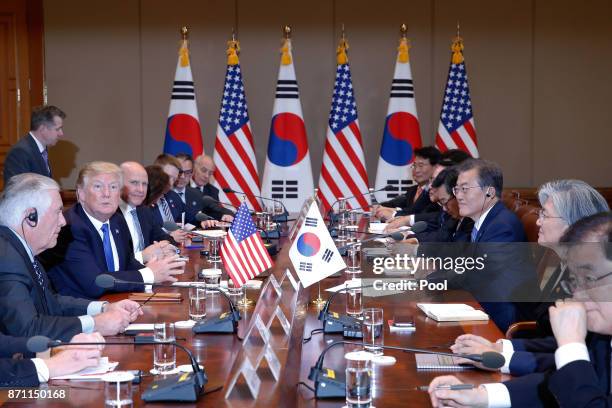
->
xmin=440 ymin=62 xmax=472 ymax=133
xmin=229 ymin=202 xmax=256 ymax=242
xmin=329 ymin=64 xmax=358 ymax=131
xmin=219 ymin=65 xmax=249 ymax=135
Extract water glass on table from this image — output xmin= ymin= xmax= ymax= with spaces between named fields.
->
xmin=346 ymin=284 xmax=363 ymax=317
xmin=102 ymin=371 xmax=134 ymax=407
xmin=345 ymin=351 xmax=373 ymax=408
xmin=346 ymin=241 xmax=362 ymax=274
xmin=362 ymin=308 xmax=384 ymax=356
xmin=153 ymin=322 xmax=176 ymax=374
xmin=189 ymin=285 xmax=207 ymax=321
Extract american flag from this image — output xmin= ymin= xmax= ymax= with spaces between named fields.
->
xmin=434 ymin=38 xmax=479 ymax=157
xmin=317 ymin=54 xmax=370 ymax=212
xmin=212 ymin=50 xmax=263 ymax=211
xmin=221 ymin=202 xmax=273 ymax=287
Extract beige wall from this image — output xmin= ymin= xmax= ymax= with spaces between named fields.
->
xmin=44 ymin=0 xmax=612 ymax=189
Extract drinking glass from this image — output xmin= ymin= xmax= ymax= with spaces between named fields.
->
xmin=346 ymin=284 xmax=363 ymax=317
xmin=102 ymin=371 xmax=134 ymax=407
xmin=346 ymin=242 xmax=362 ymax=273
xmin=153 ymin=322 xmax=176 ymax=373
xmin=362 ymin=308 xmax=384 ymax=355
xmin=189 ymin=285 xmax=207 ymax=321
xmin=345 ymin=351 xmax=372 ymax=408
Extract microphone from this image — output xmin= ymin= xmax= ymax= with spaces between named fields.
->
xmin=326 ymin=185 xmax=393 ymax=223
xmin=26 ymin=335 xmax=208 ymax=402
xmin=194 ymin=212 xmax=214 ymax=222
xmin=163 ymin=221 xmax=181 ymax=232
xmin=317 ymin=283 xmax=375 ymax=336
xmin=308 ymin=340 xmax=505 ymax=398
xmin=336 ymin=231 xmax=406 ymax=253
xmin=222 ymin=188 xmax=289 ymax=220
xmin=95 ymin=275 xmax=241 ymax=334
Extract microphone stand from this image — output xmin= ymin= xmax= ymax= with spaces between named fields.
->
xmin=307 ymin=340 xmax=505 ymax=399
xmin=30 ymin=337 xmax=207 ymax=402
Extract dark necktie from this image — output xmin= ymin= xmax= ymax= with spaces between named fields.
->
xmin=177 ymin=190 xmax=185 ymax=203
xmin=101 ymin=223 xmax=115 ymax=271
xmin=41 ymin=149 xmax=51 ymax=176
xmin=32 ymin=258 xmax=46 ymax=291
xmin=130 ymin=209 xmax=145 ymax=251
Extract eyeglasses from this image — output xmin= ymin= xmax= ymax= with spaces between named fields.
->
xmin=452 ymin=185 xmax=482 ymax=195
xmin=410 ymin=162 xmax=430 ymax=170
xmin=537 ymin=209 xmax=564 ymax=221
xmin=560 ymin=271 xmax=612 ymax=295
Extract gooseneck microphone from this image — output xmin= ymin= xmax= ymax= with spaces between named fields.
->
xmin=222 ymin=188 xmax=288 ymax=217
xmin=326 ymin=185 xmax=393 ymax=223
xmin=317 ymin=284 xmax=375 ymax=336
xmin=307 ymin=340 xmax=505 ymax=398
xmin=27 ymin=335 xmax=207 ymax=402
xmin=95 ymin=275 xmax=241 ymax=334
xmin=335 ymin=220 xmax=428 ymax=253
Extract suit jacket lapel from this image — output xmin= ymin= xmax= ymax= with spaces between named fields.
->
xmin=26 ymin=134 xmax=50 ymax=177
xmin=0 ymin=226 xmax=50 ymax=314
xmin=75 ymin=204 xmax=109 ymax=270
xmin=473 ymin=201 xmax=503 ymax=243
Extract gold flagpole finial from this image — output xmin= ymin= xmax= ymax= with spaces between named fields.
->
xmin=180 ymin=26 xmax=189 ymax=40
xmin=451 ymin=22 xmax=464 ymax=65
xmin=337 ymin=24 xmax=349 ymax=64
xmin=281 ymin=26 xmax=292 ymax=65
xmin=227 ymin=30 xmax=240 ymax=66
xmin=398 ymin=23 xmax=410 ymax=63
xmin=179 ymin=27 xmax=190 ymax=67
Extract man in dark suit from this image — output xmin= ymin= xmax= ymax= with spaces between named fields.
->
xmin=0 ymin=332 xmax=103 ymax=387
xmin=191 ymin=154 xmax=221 ymax=201
xmin=43 ymin=162 xmax=185 ymax=300
xmin=374 ymin=146 xmax=441 ymax=220
xmin=175 ymin=153 xmax=234 ymax=221
xmin=119 ymin=161 xmax=180 ymax=260
xmin=3 ymin=105 xmax=65 ymax=184
xmin=428 ymin=211 xmax=612 ymax=407
xmin=0 ymin=173 xmax=141 ymax=340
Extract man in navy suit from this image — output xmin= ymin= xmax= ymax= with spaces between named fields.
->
xmin=119 ymin=161 xmax=183 ymax=260
xmin=3 ymin=106 xmax=65 ymax=184
xmin=446 ymin=159 xmax=534 ymax=332
xmin=373 ymin=146 xmax=442 ymax=220
xmin=45 ymin=162 xmax=185 ymax=299
xmin=0 ymin=173 xmax=141 ymax=340
xmin=191 ymin=154 xmax=221 ymax=201
xmin=0 ymin=332 xmax=103 ymax=387
xmin=175 ymin=153 xmax=234 ymax=222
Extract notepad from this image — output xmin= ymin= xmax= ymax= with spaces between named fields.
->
xmin=415 ymin=354 xmax=474 ymax=371
xmin=416 ymin=303 xmax=489 ymax=322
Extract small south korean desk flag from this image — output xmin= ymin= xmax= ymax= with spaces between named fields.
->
xmin=289 ymin=201 xmax=346 ymax=288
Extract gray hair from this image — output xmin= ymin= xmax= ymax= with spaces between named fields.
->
xmin=0 ymin=173 xmax=60 ymax=227
xmin=538 ymin=179 xmax=609 ymax=225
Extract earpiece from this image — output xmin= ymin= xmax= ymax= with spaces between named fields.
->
xmin=26 ymin=208 xmax=38 ymax=227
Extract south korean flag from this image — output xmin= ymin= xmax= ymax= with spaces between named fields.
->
xmin=289 ymin=201 xmax=346 ymax=288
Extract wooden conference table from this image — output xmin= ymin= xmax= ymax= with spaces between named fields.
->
xmin=33 ymin=235 xmax=508 ymax=408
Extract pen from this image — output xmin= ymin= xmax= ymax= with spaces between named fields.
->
xmin=416 ymin=384 xmax=475 ymax=391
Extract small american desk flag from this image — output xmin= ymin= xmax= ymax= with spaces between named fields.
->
xmin=221 ymin=202 xmax=273 ymax=287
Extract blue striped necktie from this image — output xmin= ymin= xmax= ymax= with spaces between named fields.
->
xmin=160 ymin=197 xmax=173 ymax=222
xmin=130 ymin=209 xmax=145 ymax=251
